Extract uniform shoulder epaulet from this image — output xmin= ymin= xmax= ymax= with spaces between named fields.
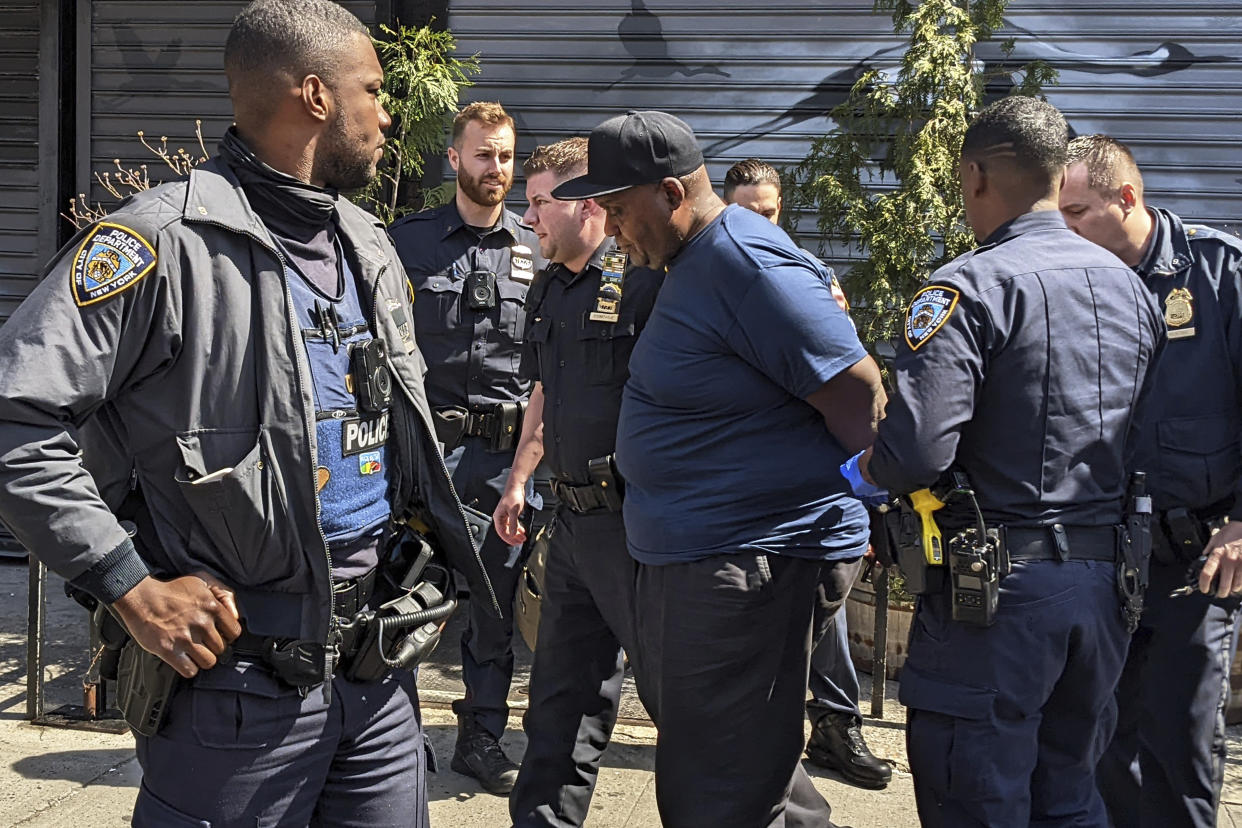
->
xmin=1186 ymin=223 xmax=1242 ymax=253
xmin=389 ymin=207 xmax=442 ymax=229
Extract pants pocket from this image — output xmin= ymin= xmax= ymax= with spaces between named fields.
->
xmin=190 ymin=665 xmax=301 ymax=750
xmin=901 ymin=667 xmax=1001 ymax=802
xmin=133 ymin=781 xmax=213 ymax=827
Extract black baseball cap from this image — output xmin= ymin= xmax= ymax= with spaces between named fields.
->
xmin=552 ymin=110 xmax=705 ymax=200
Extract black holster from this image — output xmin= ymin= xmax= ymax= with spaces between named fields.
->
xmin=892 ymin=502 xmax=946 ymax=595
xmin=1119 ymin=473 xmax=1152 ymax=633
xmin=115 ymin=636 xmax=180 ymax=737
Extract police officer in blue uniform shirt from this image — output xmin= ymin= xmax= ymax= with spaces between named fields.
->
xmin=0 ymin=2 xmax=490 ymax=825
xmin=554 ymin=110 xmax=886 ymax=828
xmin=388 ymin=101 xmax=544 ymax=795
xmin=858 ymin=98 xmax=1165 ymax=827
xmin=494 ymin=136 xmax=664 ymax=828
xmin=1061 ymin=134 xmax=1242 ymax=828
xmin=724 ymin=156 xmax=892 ymax=791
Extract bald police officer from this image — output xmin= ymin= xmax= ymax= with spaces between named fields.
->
xmin=1061 ymin=134 xmax=1242 ymax=828
xmin=861 ymin=97 xmax=1164 ymax=826
xmin=0 ymin=2 xmax=485 ymax=824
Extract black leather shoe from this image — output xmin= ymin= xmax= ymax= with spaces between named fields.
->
xmin=451 ymin=716 xmax=520 ymax=795
xmin=806 ymin=712 xmax=892 ymax=789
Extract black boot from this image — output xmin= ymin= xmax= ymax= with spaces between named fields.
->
xmin=805 ymin=712 xmax=892 ymax=789
xmin=451 ymin=714 xmax=520 ymax=795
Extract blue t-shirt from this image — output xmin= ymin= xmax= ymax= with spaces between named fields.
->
xmin=616 ymin=205 xmax=870 ymax=564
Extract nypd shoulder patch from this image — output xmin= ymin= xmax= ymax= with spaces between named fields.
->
xmin=71 ymin=223 xmax=157 ymax=307
xmin=904 ymin=285 xmax=960 ymax=351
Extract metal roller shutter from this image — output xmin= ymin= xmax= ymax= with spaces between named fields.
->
xmin=0 ymin=1 xmax=42 ymax=323
xmin=449 ymin=0 xmax=1242 ymax=267
xmin=85 ymin=1 xmax=378 ymax=207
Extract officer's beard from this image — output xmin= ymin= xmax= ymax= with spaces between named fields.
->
xmin=458 ymin=168 xmax=512 ymax=209
xmin=317 ymin=110 xmax=380 ymax=193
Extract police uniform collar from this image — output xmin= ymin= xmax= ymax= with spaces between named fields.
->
xmin=436 ymin=200 xmax=525 ymax=242
xmin=555 ymin=238 xmax=616 ymax=287
xmin=184 ymin=157 xmax=387 ymax=268
xmin=980 ymin=209 xmax=1067 ymax=248
xmin=1136 ymin=207 xmax=1193 ymax=279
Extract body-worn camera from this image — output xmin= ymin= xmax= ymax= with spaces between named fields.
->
xmin=466 ymin=269 xmax=498 ymax=310
xmin=349 ymin=339 xmax=392 ymax=414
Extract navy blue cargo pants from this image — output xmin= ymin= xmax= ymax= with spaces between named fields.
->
xmin=901 ymin=558 xmax=1128 ymax=827
xmin=1097 ymin=557 xmax=1242 ymax=828
xmin=131 ymin=662 xmax=428 ymax=827
xmin=808 ymin=558 xmax=865 ymax=723
xmin=443 ymin=435 xmax=525 ymax=738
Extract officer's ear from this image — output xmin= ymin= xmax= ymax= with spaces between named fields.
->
xmin=960 ymin=159 xmax=987 ymax=200
xmin=300 ymin=74 xmax=331 ymax=124
xmin=1118 ymin=182 xmax=1139 ymax=215
xmin=580 ymin=198 xmax=603 ymax=221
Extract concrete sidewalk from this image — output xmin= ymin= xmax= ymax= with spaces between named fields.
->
xmin=1 ymin=560 xmax=1240 ymax=827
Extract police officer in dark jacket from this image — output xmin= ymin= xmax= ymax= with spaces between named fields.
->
xmin=1061 ymin=134 xmax=1242 ymax=828
xmin=388 ymin=101 xmax=544 ymax=794
xmin=493 ymin=137 xmax=663 ymax=828
xmin=0 ymin=2 xmax=488 ymax=825
xmin=859 ymin=98 xmax=1165 ymax=826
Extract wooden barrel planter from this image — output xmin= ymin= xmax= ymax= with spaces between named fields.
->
xmin=845 ymin=575 xmax=914 ymax=681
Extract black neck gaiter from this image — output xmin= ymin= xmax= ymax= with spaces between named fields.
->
xmin=219 ymin=128 xmax=342 ymax=296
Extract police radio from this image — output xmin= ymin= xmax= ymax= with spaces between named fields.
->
xmin=944 ymin=474 xmax=1002 ymax=627
xmin=349 ymin=339 xmax=392 ymax=414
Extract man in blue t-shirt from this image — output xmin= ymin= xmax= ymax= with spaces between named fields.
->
xmin=553 ymin=111 xmax=885 ymax=828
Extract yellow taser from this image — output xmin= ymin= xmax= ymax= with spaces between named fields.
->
xmin=909 ymin=488 xmax=946 ymax=564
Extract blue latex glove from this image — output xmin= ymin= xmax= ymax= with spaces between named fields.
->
xmin=840 ymin=451 xmax=890 ymax=507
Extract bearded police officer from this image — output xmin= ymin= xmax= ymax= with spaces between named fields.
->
xmin=723 ymin=156 xmax=891 ymax=791
xmin=388 ymin=101 xmax=544 ymax=795
xmin=0 ymin=2 xmax=490 ymax=825
xmin=494 ymin=137 xmax=663 ymax=828
xmin=557 ymin=110 xmax=884 ymax=828
xmin=858 ymin=97 xmax=1165 ymax=826
xmin=1061 ymin=134 xmax=1242 ymax=828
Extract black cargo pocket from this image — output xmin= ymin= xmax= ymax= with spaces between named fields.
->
xmin=133 ymin=781 xmax=213 ymax=826
xmin=190 ymin=665 xmax=300 ymax=750
xmin=1157 ymin=415 xmax=1240 ymax=503
xmin=174 ymin=427 xmax=292 ymax=586
xmin=576 ymin=315 xmax=638 ymax=385
xmin=900 ymin=668 xmax=1000 ymax=803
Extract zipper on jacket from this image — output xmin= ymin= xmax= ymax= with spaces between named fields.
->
xmin=186 ymin=217 xmax=337 ymax=649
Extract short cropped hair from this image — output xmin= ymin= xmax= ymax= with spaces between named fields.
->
xmin=962 ymin=96 xmax=1068 ymax=186
xmin=452 ymin=102 xmax=515 ymax=146
xmin=224 ymin=0 xmax=369 ymax=87
xmin=1066 ymin=134 xmax=1144 ymax=199
xmin=523 ymin=137 xmax=588 ymax=179
xmin=723 ymin=158 xmax=782 ymax=200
